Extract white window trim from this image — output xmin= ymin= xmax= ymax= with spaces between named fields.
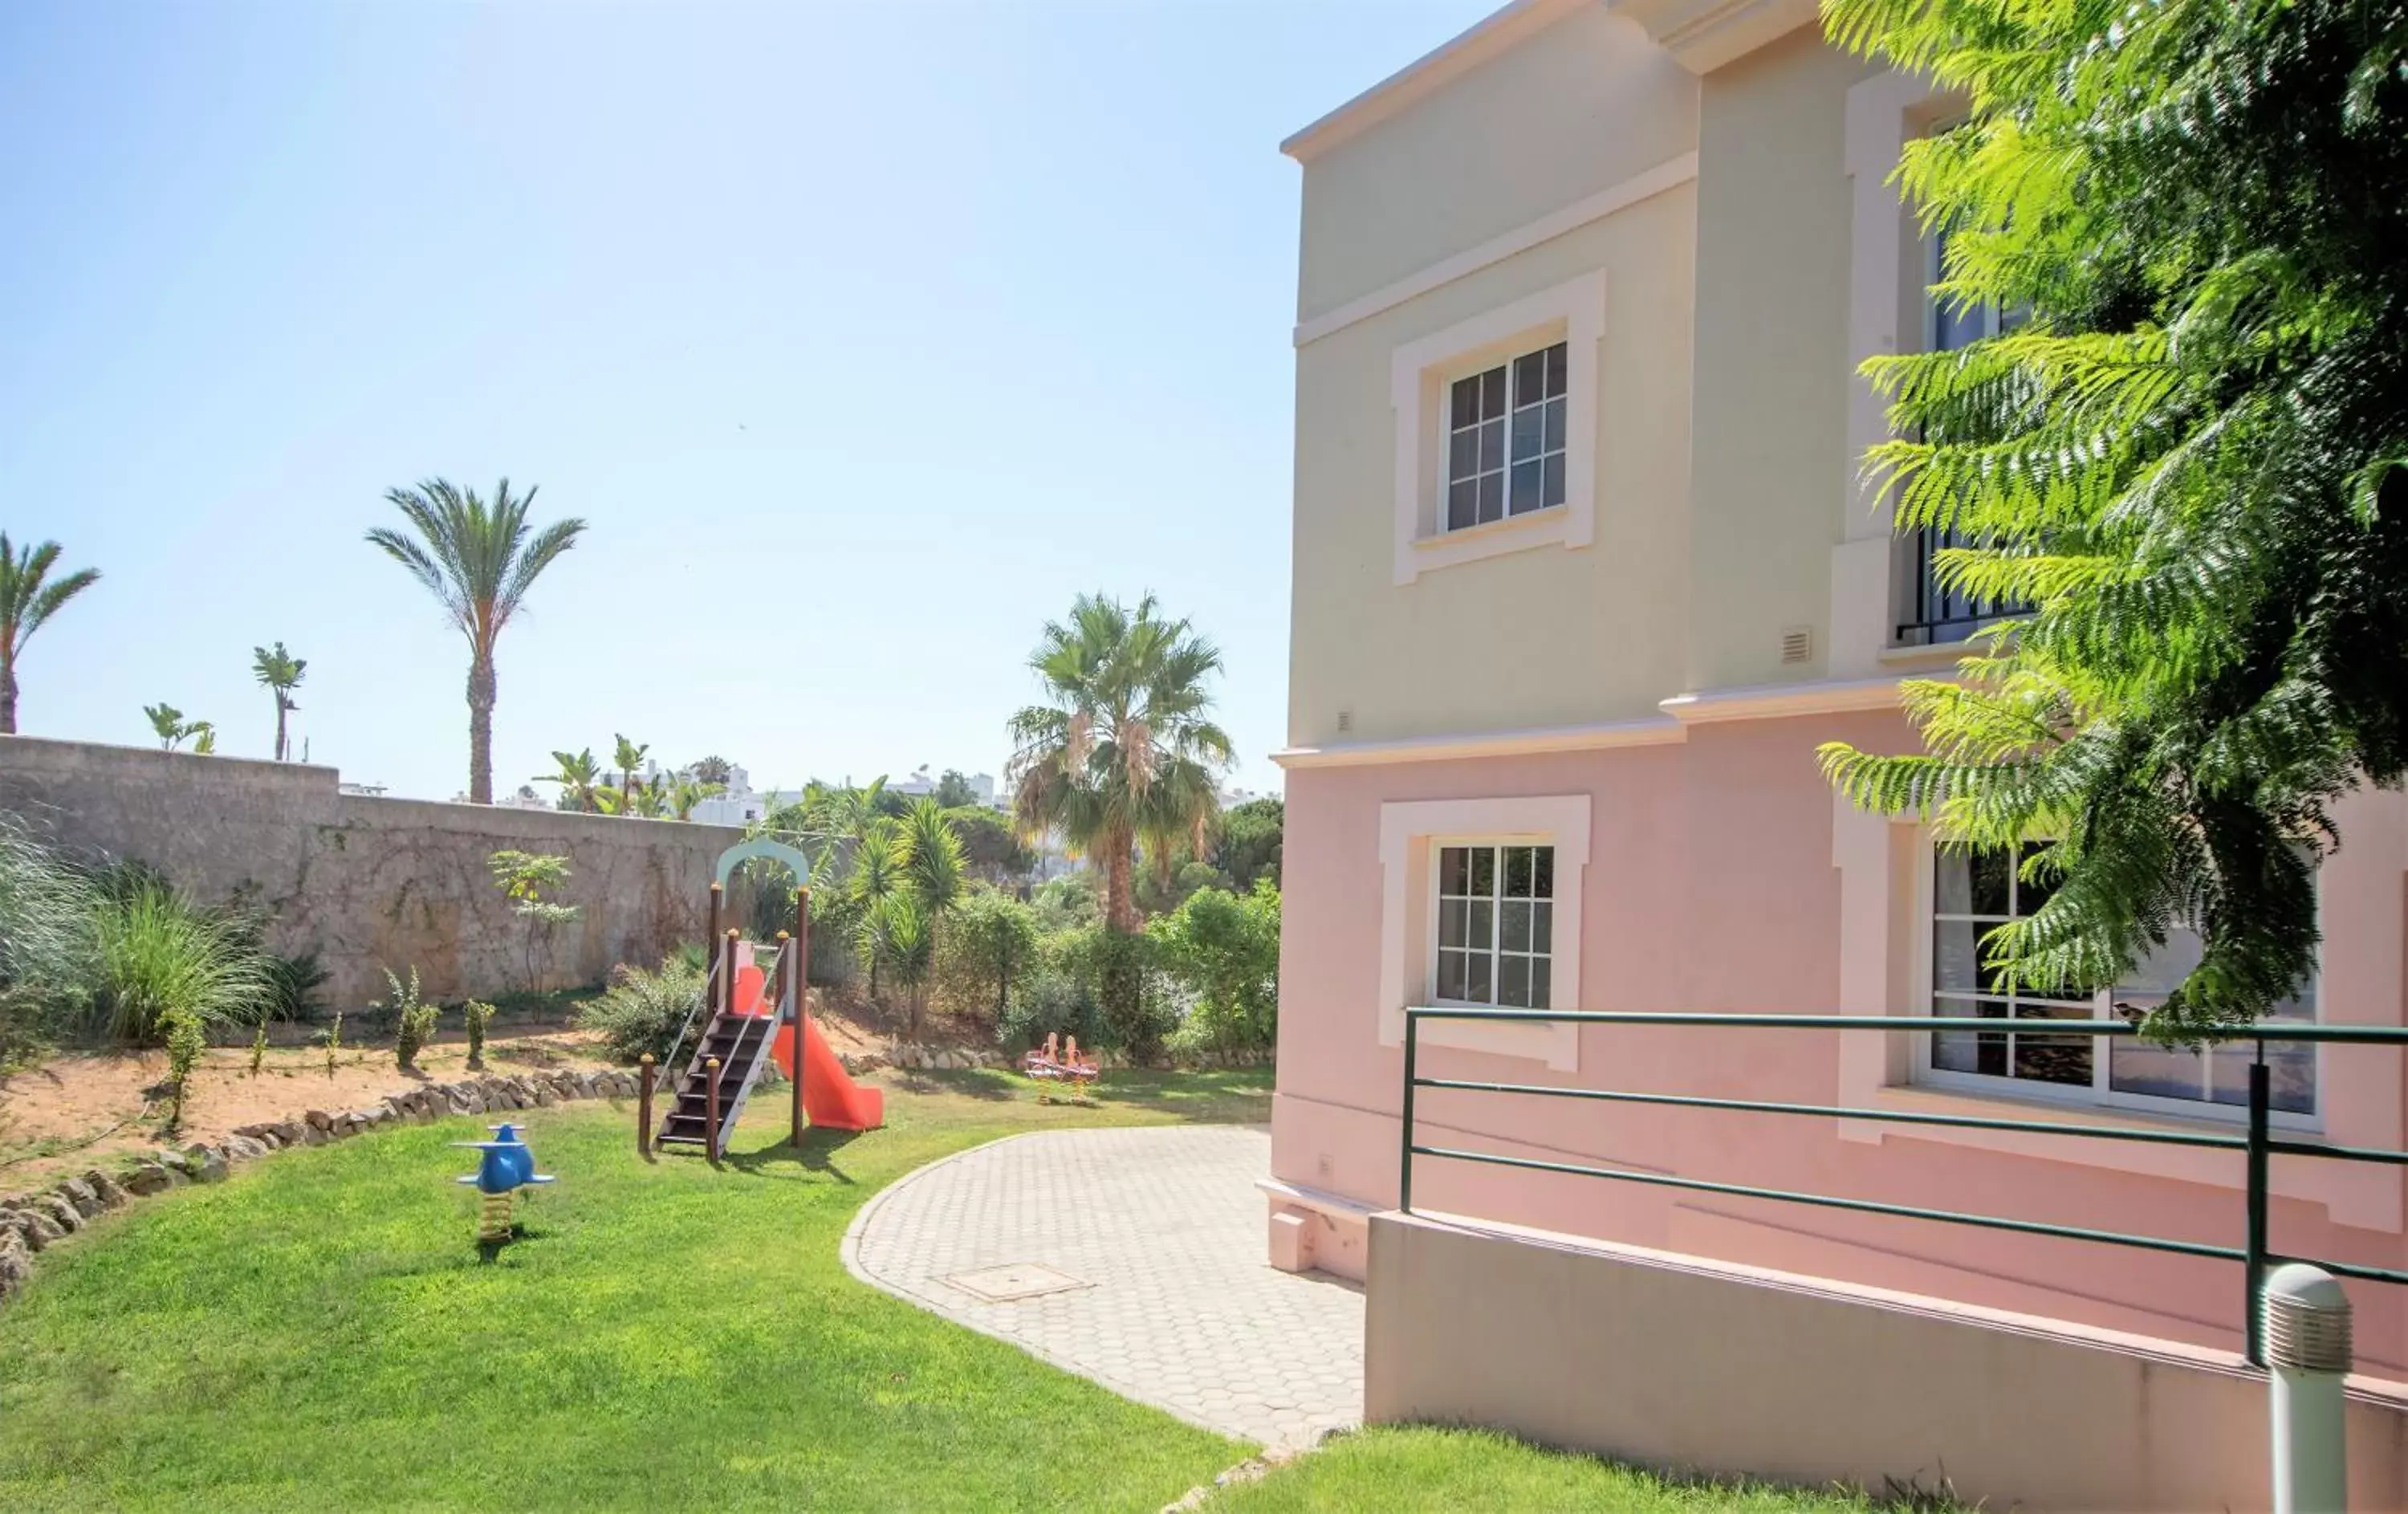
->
xmin=1377 ymin=795 xmax=1588 ymax=1069
xmin=1829 ymin=70 xmax=1961 ymax=680
xmin=1831 ymin=792 xmax=2402 ymax=1232
xmin=1906 ymin=833 xmax=2323 ymax=1132
xmin=1389 ymin=271 xmax=1604 ymax=586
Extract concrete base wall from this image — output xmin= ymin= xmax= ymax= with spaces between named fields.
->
xmin=0 ymin=735 xmax=744 ymax=1007
xmin=1366 ymin=1210 xmax=2408 ymax=1512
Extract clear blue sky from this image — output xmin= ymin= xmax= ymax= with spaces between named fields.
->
xmin=0 ymin=0 xmax=1487 ymax=802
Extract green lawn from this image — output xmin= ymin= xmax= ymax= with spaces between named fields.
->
xmin=1223 ymin=1428 xmax=1902 ymax=1512
xmin=2 ymin=1065 xmax=1902 ymax=1512
xmin=0 ymin=1069 xmax=1267 ymax=1512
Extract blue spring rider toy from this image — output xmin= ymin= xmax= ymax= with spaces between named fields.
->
xmin=455 ymin=1121 xmax=555 ymax=1243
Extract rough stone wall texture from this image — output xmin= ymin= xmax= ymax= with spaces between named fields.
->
xmin=0 ymin=734 xmax=744 ymax=1007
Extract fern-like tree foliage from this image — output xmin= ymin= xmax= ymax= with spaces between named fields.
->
xmin=1817 ymin=0 xmax=2408 ymax=1040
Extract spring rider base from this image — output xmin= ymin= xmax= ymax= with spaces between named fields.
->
xmin=455 ymin=1121 xmax=555 ymax=1246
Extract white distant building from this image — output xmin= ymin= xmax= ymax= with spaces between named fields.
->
xmin=453 ymin=782 xmax=550 ymax=810
xmin=889 ymin=765 xmax=1003 ymax=808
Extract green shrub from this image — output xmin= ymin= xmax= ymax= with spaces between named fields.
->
xmin=934 ymin=887 xmax=1039 ymax=1028
xmin=998 ymin=962 xmax=1108 ymax=1053
xmin=462 ymin=999 xmax=495 ymax=1070
xmin=1152 ymin=880 xmax=1280 ymax=1056
xmin=999 ymin=924 xmax=1169 ymax=1058
xmin=162 ymin=1007 xmax=205 ymax=1135
xmin=89 ymin=877 xmax=272 ymax=1044
xmin=381 ymin=967 xmax=437 ymax=1071
xmin=579 ymin=955 xmax=705 ymax=1064
xmin=261 ymin=950 xmax=330 ymax=1023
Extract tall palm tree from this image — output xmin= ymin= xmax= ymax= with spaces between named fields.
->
xmin=365 ymin=479 xmax=585 ymax=804
xmin=539 ymin=747 xmax=606 ymax=812
xmin=612 ymin=734 xmax=649 ymax=812
xmin=251 ymin=642 xmax=306 ymax=761
xmin=1008 ymin=593 xmax=1231 ymax=934
xmin=0 ymin=534 xmax=100 ymax=735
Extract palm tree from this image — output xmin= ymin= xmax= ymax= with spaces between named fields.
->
xmin=1007 ymin=593 xmax=1231 ymax=934
xmin=612 ymin=734 xmax=649 ymax=812
xmin=539 ymin=747 xmax=606 ymax=812
xmin=889 ymin=797 xmax=966 ymax=1036
xmin=365 ymin=479 xmax=585 ymax=804
xmin=666 ymin=776 xmax=722 ymax=820
xmin=251 ymin=642 xmax=306 ymax=761
xmin=0 ymin=534 xmax=100 ymax=735
xmin=144 ymin=702 xmax=188 ymax=751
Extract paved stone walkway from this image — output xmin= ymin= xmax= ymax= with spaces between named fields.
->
xmin=842 ymin=1124 xmax=1363 ymax=1451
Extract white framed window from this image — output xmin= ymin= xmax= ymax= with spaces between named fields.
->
xmin=1377 ymin=795 xmax=1588 ymax=1068
xmin=1444 ymin=344 xmax=1568 ymax=531
xmin=1430 ymin=841 xmax=1556 ymax=1007
xmin=1389 ymin=271 xmax=1603 ymax=584
xmin=1918 ymin=842 xmax=2320 ymax=1125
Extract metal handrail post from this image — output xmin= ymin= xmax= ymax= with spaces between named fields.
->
xmin=1400 ymin=1011 xmax=1418 ymax=1215
xmin=2247 ymin=1053 xmax=2272 ymax=1367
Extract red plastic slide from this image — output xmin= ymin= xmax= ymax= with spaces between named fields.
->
xmin=769 ymin=1015 xmax=885 ymax=1131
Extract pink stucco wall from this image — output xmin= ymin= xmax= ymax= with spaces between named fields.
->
xmin=1271 ymin=710 xmax=2408 ymax=1376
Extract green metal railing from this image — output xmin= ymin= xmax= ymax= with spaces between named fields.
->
xmin=1398 ymin=1009 xmax=2408 ymax=1366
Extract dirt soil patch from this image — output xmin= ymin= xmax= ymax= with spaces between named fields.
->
xmin=0 ymin=1028 xmax=617 ymax=1191
xmin=1 ymin=986 xmax=968 ymax=1193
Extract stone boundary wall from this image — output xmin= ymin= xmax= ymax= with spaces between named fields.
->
xmin=0 ymin=734 xmax=745 ymax=1007
xmin=0 ymin=1067 xmax=641 ymax=1307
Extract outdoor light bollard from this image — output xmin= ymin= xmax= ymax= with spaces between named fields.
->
xmin=637 ymin=1053 xmax=655 ymax=1158
xmin=2264 ymin=1261 xmax=2352 ymax=1514
xmin=705 ymin=1056 xmax=722 ymax=1166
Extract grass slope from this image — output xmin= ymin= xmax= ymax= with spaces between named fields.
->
xmin=1222 ymin=1428 xmax=1896 ymax=1513
xmin=0 ymin=1069 xmax=1269 ymax=1512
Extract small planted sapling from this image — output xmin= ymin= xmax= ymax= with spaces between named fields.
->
xmin=323 ymin=1011 xmax=342 ymax=1078
xmin=381 ymin=967 xmax=437 ymax=1072
xmin=162 ymin=1007 xmax=205 ymax=1136
xmin=463 ymin=999 xmax=495 ymax=1071
xmin=489 ymin=849 xmax=579 ymax=995
xmin=249 ymin=1020 xmax=266 ymax=1077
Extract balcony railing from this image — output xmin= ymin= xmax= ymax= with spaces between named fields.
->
xmin=1895 ymin=523 xmax=2027 ymax=645
xmin=1398 ymin=1007 xmax=2408 ymax=1368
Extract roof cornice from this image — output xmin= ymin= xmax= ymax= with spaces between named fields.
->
xmin=1280 ymin=0 xmax=1823 ymax=165
xmin=1279 ymin=0 xmax=1591 ymax=163
xmin=1613 ymin=0 xmax=1820 ymax=74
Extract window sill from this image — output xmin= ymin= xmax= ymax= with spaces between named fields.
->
xmin=1877 ymin=641 xmax=1973 ymax=670
xmin=1842 ymin=1082 xmax=2395 ymax=1233
xmin=1378 ymin=1003 xmax=1578 ymax=1070
xmin=1404 ymin=504 xmax=1577 ymax=580
xmin=1413 ymin=504 xmax=1568 ymax=550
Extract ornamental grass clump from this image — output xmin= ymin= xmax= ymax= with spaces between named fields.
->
xmin=88 ymin=873 xmax=271 ymax=1045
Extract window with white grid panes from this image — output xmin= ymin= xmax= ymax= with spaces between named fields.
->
xmin=1446 ymin=341 xmax=1567 ymax=531
xmin=1926 ymin=844 xmax=2318 ymax=1119
xmin=1434 ymin=843 xmax=1554 ymax=1008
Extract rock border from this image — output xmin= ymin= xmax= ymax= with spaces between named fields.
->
xmin=0 ymin=1066 xmax=644 ymax=1309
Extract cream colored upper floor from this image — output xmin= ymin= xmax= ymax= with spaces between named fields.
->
xmin=1283 ymin=0 xmax=1983 ymax=755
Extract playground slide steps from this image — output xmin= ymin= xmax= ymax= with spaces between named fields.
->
xmin=656 ymin=1008 xmax=777 ymax=1151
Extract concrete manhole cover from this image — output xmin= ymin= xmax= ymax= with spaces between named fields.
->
xmin=943 ymin=1263 xmax=1092 ymax=1302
